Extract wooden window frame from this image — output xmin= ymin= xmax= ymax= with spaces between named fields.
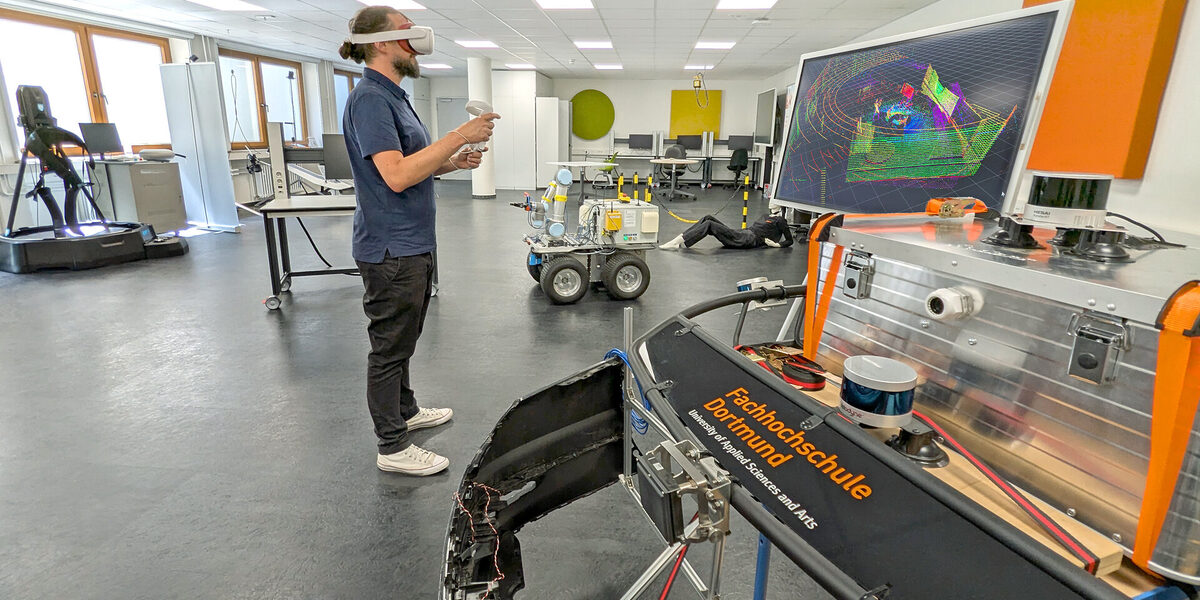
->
xmin=0 ymin=8 xmax=171 ymax=152
xmin=334 ymin=69 xmax=361 ymax=91
xmin=219 ymin=49 xmax=309 ymax=150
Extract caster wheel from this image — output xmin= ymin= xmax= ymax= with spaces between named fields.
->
xmin=265 ymin=296 xmax=282 ymax=310
xmin=280 ymin=278 xmax=291 ymax=292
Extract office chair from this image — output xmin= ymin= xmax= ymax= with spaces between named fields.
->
xmin=724 ymin=148 xmax=749 ymax=189
xmin=591 ymin=151 xmax=619 ymax=189
xmin=661 ymin=144 xmax=689 ymax=188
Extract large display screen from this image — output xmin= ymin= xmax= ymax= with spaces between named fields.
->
xmin=754 ymin=88 xmax=776 ymax=145
xmin=775 ymin=12 xmax=1058 ymax=213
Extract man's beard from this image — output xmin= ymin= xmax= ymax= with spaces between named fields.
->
xmin=393 ymin=55 xmax=420 ymax=79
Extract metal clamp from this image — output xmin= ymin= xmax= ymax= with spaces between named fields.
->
xmin=1067 ymin=311 xmax=1133 ymax=350
xmin=629 ymin=439 xmax=732 ymax=600
xmin=843 ymin=250 xmax=875 ymax=300
xmin=1066 ymin=311 xmax=1132 ymax=385
xmin=639 ymin=439 xmax=733 ymax=543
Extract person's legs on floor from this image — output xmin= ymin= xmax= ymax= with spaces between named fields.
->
xmin=358 ymin=252 xmax=450 ymax=475
xmin=661 ymin=215 xmax=722 ymax=249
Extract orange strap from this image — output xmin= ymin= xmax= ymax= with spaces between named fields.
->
xmin=810 ymin=246 xmax=844 ymax=357
xmin=803 ymin=214 xmax=844 ymax=359
xmin=1133 ymin=281 xmax=1200 ymax=568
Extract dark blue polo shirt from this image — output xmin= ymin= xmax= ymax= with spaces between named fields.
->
xmin=343 ymin=68 xmax=435 ymax=263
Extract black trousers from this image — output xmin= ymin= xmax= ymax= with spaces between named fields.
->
xmin=356 ymin=252 xmax=434 ymax=454
xmin=682 ymin=215 xmax=760 ymax=249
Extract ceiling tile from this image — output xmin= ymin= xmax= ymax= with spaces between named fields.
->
xmin=24 ymin=0 xmax=940 ymax=77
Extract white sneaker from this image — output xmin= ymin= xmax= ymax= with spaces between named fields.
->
xmin=406 ymin=406 xmax=453 ymax=431
xmin=377 ymin=444 xmax=450 ymax=476
xmin=659 ymin=234 xmax=685 ymax=250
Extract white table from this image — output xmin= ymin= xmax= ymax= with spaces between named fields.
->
xmin=548 ymin=161 xmax=612 ymax=202
xmin=650 ymin=158 xmax=700 ymax=202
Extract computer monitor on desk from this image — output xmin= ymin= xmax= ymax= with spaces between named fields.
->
xmin=628 ymin=134 xmax=653 ymax=151
xmin=677 ymin=135 xmax=702 ymax=151
xmin=322 ymin=134 xmax=354 ymax=181
xmin=79 ymin=122 xmax=124 ymax=158
xmin=728 ymin=135 xmax=754 ymax=152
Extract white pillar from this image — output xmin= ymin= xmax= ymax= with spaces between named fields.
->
xmin=314 ymin=60 xmax=338 ymax=135
xmin=466 ymin=57 xmax=495 ymax=199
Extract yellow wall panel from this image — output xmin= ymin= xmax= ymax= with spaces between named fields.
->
xmin=669 ymin=90 xmax=722 ymax=139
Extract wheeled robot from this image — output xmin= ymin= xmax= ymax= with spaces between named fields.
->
xmin=516 ymin=169 xmax=660 ymax=304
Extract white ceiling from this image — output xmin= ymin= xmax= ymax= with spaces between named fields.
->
xmin=28 ymin=0 xmax=940 ymax=79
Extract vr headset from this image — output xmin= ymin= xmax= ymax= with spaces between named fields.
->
xmin=346 ymin=22 xmax=434 ymax=56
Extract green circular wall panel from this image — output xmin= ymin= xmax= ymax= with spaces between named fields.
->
xmin=571 ymin=89 xmax=615 ymax=140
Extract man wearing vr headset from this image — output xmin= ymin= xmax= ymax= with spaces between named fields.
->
xmin=340 ymin=6 xmax=500 ymax=477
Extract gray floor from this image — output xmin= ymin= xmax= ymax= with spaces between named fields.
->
xmin=0 ymin=180 xmax=830 ymax=599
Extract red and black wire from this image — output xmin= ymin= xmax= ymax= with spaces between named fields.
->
xmin=912 ymin=410 xmax=1100 ymax=574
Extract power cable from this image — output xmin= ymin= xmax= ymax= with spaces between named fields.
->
xmin=294 ymin=217 xmax=358 ymax=276
xmin=605 ymin=348 xmax=650 ymax=435
xmin=1106 ymin=211 xmax=1179 ymax=246
xmin=660 ymin=181 xmax=748 ymax=224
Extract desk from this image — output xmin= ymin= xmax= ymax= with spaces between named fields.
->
xmin=259 ymin=195 xmax=358 ymax=310
xmin=548 ymin=161 xmax=611 ymax=203
xmin=649 ymin=158 xmax=699 ymax=201
xmin=703 ymin=155 xmax=762 ymax=188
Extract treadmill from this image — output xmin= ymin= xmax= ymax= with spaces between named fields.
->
xmin=0 ymin=86 xmax=186 ymax=274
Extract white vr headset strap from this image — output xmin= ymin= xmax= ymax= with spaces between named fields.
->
xmin=346 ymin=26 xmax=434 ymax=55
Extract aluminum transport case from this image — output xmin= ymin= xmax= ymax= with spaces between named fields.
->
xmin=809 ymin=216 xmax=1200 ymax=582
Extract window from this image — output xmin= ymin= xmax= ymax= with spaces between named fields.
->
xmin=218 ymin=50 xmax=309 ymax=148
xmin=0 ymin=9 xmax=170 ymax=148
xmin=219 ymin=54 xmax=261 ymax=144
xmin=333 ymin=69 xmax=360 ymax=133
xmin=260 ymin=61 xmax=303 ymax=142
xmin=90 ymin=34 xmax=171 ymax=148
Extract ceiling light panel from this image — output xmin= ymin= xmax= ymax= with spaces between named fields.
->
xmin=715 ymin=0 xmax=778 ymax=9
xmin=685 ymin=65 xmax=715 ymax=70
xmin=506 ymin=63 xmax=536 ymax=69
xmin=574 ymin=40 xmax=613 ymax=49
xmin=358 ymin=0 xmax=427 ymax=8
xmin=184 ymin=0 xmax=265 ymax=10
xmin=455 ymin=40 xmax=499 ymax=48
xmin=536 ymin=0 xmax=593 ymax=8
xmin=422 ymin=63 xmax=453 ymax=69
xmin=695 ymin=41 xmax=737 ymax=50
xmin=594 ymin=64 xmax=623 ymax=70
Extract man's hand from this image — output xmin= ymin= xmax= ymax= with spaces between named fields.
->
xmin=455 ymin=112 xmax=500 ymax=144
xmin=451 ymin=148 xmax=486 ymax=170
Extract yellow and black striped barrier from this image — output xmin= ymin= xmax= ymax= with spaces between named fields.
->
xmin=741 ymin=175 xmax=750 ymax=229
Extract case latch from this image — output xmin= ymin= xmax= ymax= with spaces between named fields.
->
xmin=842 ymin=250 xmax=875 ymax=300
xmin=1067 ymin=312 xmax=1132 ymax=385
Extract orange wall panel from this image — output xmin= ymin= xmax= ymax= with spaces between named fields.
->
xmin=1024 ymin=0 xmax=1187 ymax=179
